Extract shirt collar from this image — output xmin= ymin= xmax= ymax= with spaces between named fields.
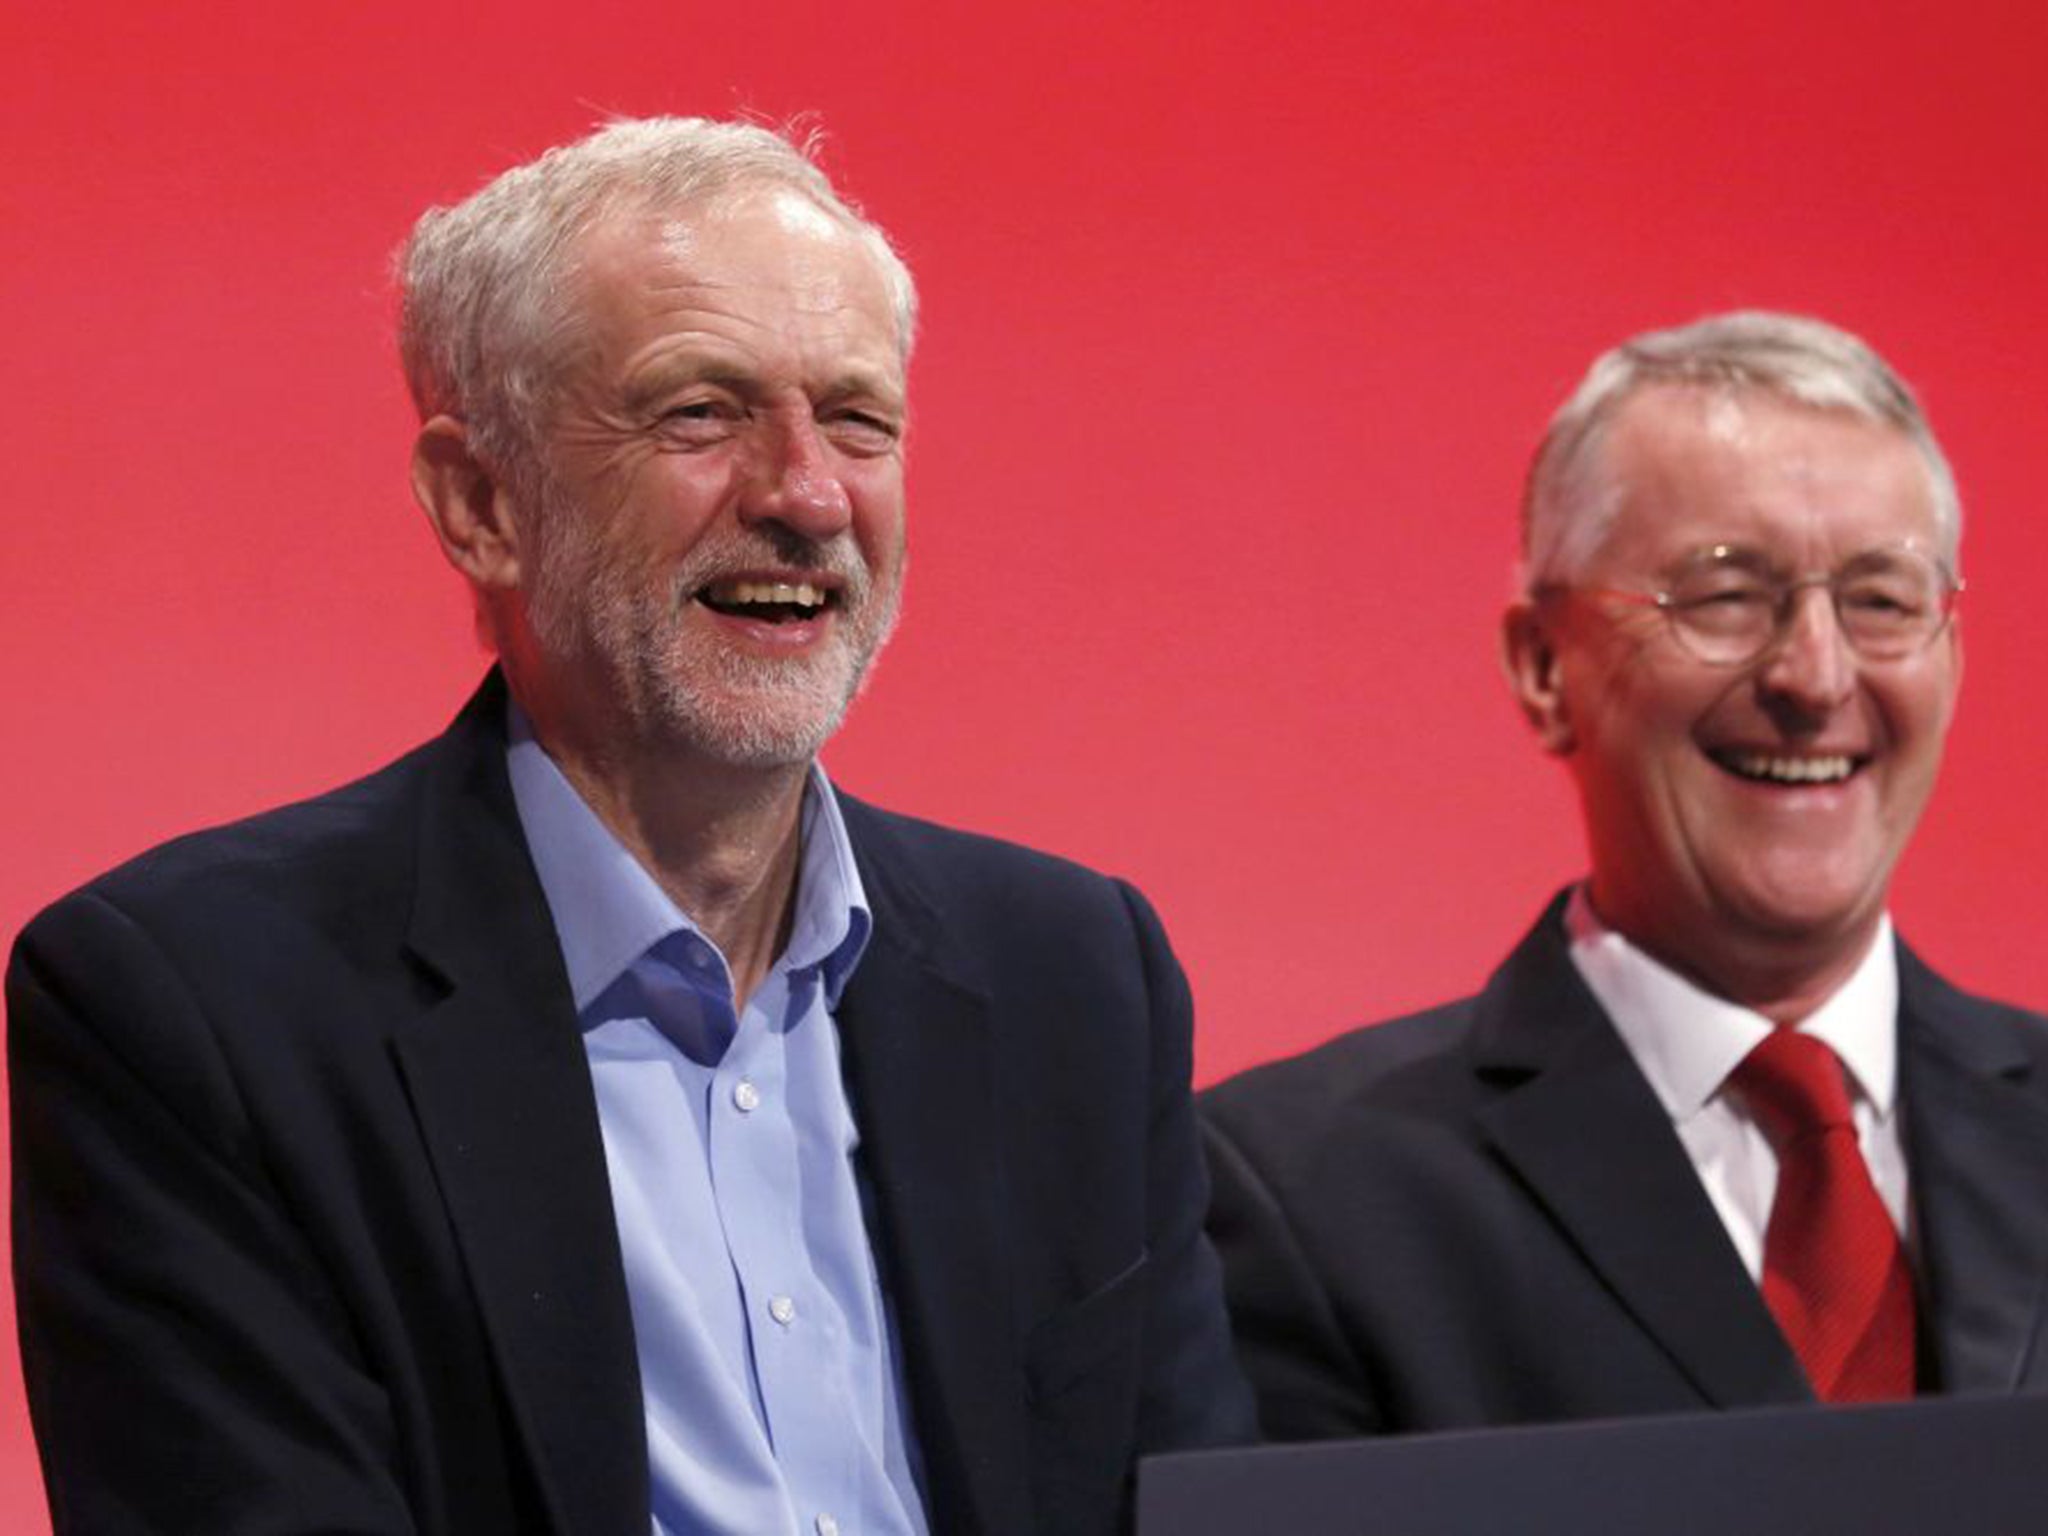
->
xmin=1564 ymin=885 xmax=1898 ymax=1122
xmin=504 ymin=703 xmax=871 ymax=1014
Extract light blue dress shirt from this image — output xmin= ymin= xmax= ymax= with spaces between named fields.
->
xmin=506 ymin=710 xmax=929 ymax=1536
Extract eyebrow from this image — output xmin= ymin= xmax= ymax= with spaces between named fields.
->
xmin=622 ymin=358 xmax=905 ymax=416
xmin=1670 ymin=543 xmax=1933 ymax=581
xmin=1654 ymin=544 xmax=1775 ymax=581
xmin=1686 ymin=544 xmax=1777 ymax=566
xmin=619 ymin=356 xmax=746 ymax=412
xmin=814 ymin=370 xmax=907 ymax=413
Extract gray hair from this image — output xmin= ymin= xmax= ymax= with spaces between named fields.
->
xmin=397 ymin=115 xmax=918 ymax=485
xmin=1520 ymin=310 xmax=1961 ymax=591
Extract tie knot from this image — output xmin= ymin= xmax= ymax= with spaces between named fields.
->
xmin=1732 ymin=1028 xmax=1856 ymax=1140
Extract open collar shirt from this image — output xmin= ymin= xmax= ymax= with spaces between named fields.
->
xmin=508 ymin=707 xmax=927 ymax=1536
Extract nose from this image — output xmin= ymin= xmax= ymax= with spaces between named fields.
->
xmin=1756 ymin=583 xmax=1855 ymax=713
xmin=737 ymin=407 xmax=853 ymax=542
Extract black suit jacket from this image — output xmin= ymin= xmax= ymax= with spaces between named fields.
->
xmin=1202 ymin=894 xmax=2048 ymax=1439
xmin=9 ymin=679 xmax=1252 ymax=1535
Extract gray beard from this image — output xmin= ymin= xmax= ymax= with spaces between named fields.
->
xmin=520 ymin=482 xmax=903 ymax=769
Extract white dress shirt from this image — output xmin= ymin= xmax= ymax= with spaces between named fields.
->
xmin=1564 ymin=887 xmax=1912 ymax=1281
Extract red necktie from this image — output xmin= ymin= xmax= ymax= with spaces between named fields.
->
xmin=1731 ymin=1028 xmax=1916 ymax=1402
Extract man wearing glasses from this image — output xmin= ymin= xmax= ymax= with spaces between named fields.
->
xmin=1204 ymin=311 xmax=2048 ymax=1437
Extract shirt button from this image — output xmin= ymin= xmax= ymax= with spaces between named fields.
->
xmin=769 ymin=1295 xmax=797 ymax=1326
xmin=733 ymin=1079 xmax=761 ymax=1113
xmin=815 ymin=1515 xmax=839 ymax=1536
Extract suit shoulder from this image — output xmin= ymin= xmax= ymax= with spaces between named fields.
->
xmin=1956 ymin=990 xmax=2048 ymax=1044
xmin=835 ymin=791 xmax=1106 ymax=878
xmin=16 ymin=738 xmax=440 ymax=952
xmin=1202 ymin=999 xmax=1483 ymax=1158
xmin=1935 ymin=973 xmax=2048 ymax=1037
xmin=835 ymin=791 xmax=1139 ymax=914
xmin=1900 ymin=944 xmax=2048 ymax=1064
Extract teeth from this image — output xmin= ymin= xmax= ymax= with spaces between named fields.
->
xmin=1727 ymin=752 xmax=1856 ymax=785
xmin=707 ymin=580 xmax=826 ymax=608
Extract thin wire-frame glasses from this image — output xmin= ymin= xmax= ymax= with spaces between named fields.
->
xmin=1561 ymin=543 xmax=1963 ymax=666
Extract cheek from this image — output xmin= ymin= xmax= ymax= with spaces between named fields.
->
xmin=1875 ymin=640 xmax=1960 ymax=750
xmin=1575 ymin=664 xmax=1711 ymax=769
xmin=1575 ymin=683 xmax=1730 ymax=842
xmin=1928 ymin=641 xmax=1963 ymax=736
xmin=1880 ymin=677 xmax=1959 ymax=812
xmin=850 ymin=474 xmax=907 ymax=546
xmin=1916 ymin=679 xmax=1960 ymax=756
xmin=624 ymin=438 xmax=734 ymax=508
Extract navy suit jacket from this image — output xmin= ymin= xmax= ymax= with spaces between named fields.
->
xmin=9 ymin=678 xmax=1252 ymax=1534
xmin=1202 ymin=895 xmax=2048 ymax=1439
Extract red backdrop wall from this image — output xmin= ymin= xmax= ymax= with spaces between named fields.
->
xmin=5 ymin=1 xmax=2044 ymax=1522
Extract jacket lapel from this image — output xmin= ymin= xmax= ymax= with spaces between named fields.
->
xmin=1472 ymin=903 xmax=1812 ymax=1409
xmin=1898 ymin=944 xmax=2048 ymax=1393
xmin=834 ymin=799 xmax=1031 ymax=1536
xmin=390 ymin=683 xmax=649 ymax=1536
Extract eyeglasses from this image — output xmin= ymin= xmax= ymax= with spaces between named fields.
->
xmin=1550 ymin=543 xmax=1963 ymax=666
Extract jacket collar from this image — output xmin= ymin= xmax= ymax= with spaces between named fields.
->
xmin=394 ymin=674 xmax=651 ymax=1536
xmin=1895 ymin=945 xmax=2048 ymax=1392
xmin=392 ymin=684 xmax=1036 ymax=1536
xmin=830 ymin=795 xmax=1031 ymax=1536
xmin=1468 ymin=894 xmax=1813 ymax=1408
xmin=1471 ymin=893 xmax=2048 ymax=1403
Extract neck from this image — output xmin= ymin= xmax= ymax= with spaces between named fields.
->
xmin=526 ymin=700 xmax=812 ymax=1011
xmin=1587 ymin=886 xmax=1883 ymax=1027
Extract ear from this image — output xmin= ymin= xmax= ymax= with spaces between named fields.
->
xmin=410 ymin=416 xmax=525 ymax=595
xmin=1501 ymin=598 xmax=1576 ymax=755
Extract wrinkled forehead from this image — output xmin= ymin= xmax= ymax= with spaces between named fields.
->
xmin=568 ymin=187 xmax=901 ymax=343
xmin=1593 ymin=384 xmax=1952 ymax=568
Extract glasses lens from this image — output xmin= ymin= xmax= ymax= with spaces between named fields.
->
xmin=1662 ymin=546 xmax=1952 ymax=663
xmin=1665 ymin=551 xmax=1777 ymax=662
xmin=1833 ymin=549 xmax=1946 ymax=657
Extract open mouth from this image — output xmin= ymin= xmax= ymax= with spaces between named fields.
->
xmin=696 ymin=578 xmax=837 ymax=624
xmin=1708 ymin=749 xmax=1867 ymax=786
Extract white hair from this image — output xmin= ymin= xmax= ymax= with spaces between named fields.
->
xmin=1520 ymin=310 xmax=1961 ymax=591
xmin=397 ymin=115 xmax=918 ymax=487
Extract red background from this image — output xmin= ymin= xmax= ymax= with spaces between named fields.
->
xmin=4 ymin=1 xmax=2045 ymax=1522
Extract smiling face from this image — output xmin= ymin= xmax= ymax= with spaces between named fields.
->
xmin=503 ymin=186 xmax=908 ymax=769
xmin=1506 ymin=385 xmax=1961 ymax=999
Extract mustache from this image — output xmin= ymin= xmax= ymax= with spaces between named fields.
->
xmin=669 ymin=526 xmax=872 ymax=597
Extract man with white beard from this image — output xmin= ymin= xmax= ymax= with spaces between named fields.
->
xmin=10 ymin=116 xmax=1252 ymax=1536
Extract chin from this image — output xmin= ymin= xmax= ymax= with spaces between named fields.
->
xmin=661 ymin=691 xmax=856 ymax=769
xmin=1716 ymin=881 xmax=1885 ymax=948
xmin=694 ymin=723 xmax=842 ymax=769
xmin=636 ymin=646 xmax=868 ymax=766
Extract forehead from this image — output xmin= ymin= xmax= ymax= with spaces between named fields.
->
xmin=1592 ymin=385 xmax=1942 ymax=571
xmin=561 ymin=187 xmax=904 ymax=388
